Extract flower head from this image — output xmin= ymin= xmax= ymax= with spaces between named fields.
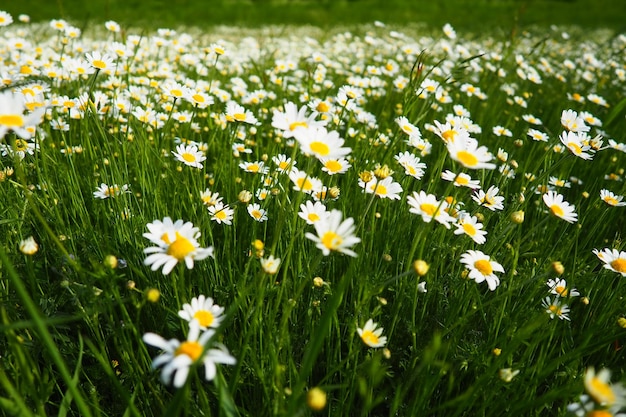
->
xmin=0 ymin=91 xmax=46 ymax=139
xmin=584 ymin=367 xmax=626 ymax=407
xmin=357 ymin=319 xmax=387 ymax=348
xmin=172 ymin=144 xmax=206 ymax=169
xmin=178 ymin=295 xmax=225 ymax=330
xmin=305 ymin=209 xmax=360 ymax=257
xmin=593 ymin=248 xmax=626 ymax=277
xmin=460 ymin=250 xmax=504 ymax=291
xmin=143 ymin=217 xmax=214 ymax=275
xmin=407 ymin=191 xmax=456 ymax=228
xmin=542 ymin=191 xmax=577 ymax=223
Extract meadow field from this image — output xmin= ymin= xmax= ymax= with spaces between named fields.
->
xmin=1 ymin=2 xmax=626 ymax=416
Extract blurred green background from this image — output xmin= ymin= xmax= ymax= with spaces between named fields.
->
xmin=3 ymin=0 xmax=626 ymax=30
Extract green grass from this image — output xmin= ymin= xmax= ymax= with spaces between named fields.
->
xmin=1 ymin=8 xmax=626 ymax=417
xmin=3 ymin=0 xmax=626 ymax=31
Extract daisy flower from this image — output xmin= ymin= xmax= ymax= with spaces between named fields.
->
xmin=200 ymin=189 xmax=223 ymax=207
xmin=143 ymin=217 xmax=214 ymax=275
xmin=294 ymin=126 xmax=351 ymax=160
xmin=542 ymin=296 xmax=570 ymax=320
xmin=542 ymin=191 xmax=577 ymax=223
xmin=360 ymin=176 xmax=403 ymax=200
xmin=460 ymin=250 xmax=505 ymax=291
xmin=446 ymin=136 xmax=496 ymax=170
xmin=546 ymin=278 xmax=579 ymax=298
xmin=271 ymin=101 xmax=326 ymax=138
xmin=93 ymin=183 xmax=130 ymax=199
xmin=472 ymin=186 xmax=504 ymax=211
xmin=305 ymin=209 xmax=360 ymax=257
xmin=584 ymin=367 xmax=626 ymax=408
xmin=407 ymin=191 xmax=456 ymax=228
xmin=431 ymin=120 xmax=470 ymax=144
xmin=289 ymin=168 xmax=323 ymax=195
xmin=0 ymin=91 xmax=46 ymax=139
xmin=395 ymin=151 xmax=426 ymax=179
xmin=260 ymin=255 xmax=281 ymax=274
xmin=224 ymin=101 xmax=258 ymax=125
xmin=559 ymin=131 xmax=594 ymax=160
xmin=527 ymin=128 xmax=549 ymax=142
xmin=142 ymin=322 xmax=236 ymax=388
xmin=441 ymin=170 xmax=481 ymax=189
xmin=454 ymin=214 xmax=487 ymax=244
xmin=0 ymin=11 xmax=13 ymax=26
xmin=247 ymin=203 xmax=268 ymax=222
xmin=172 ymin=144 xmax=206 ymax=169
xmin=239 ymin=161 xmax=269 ymax=175
xmin=561 ymin=109 xmax=590 ymax=133
xmin=320 ymin=157 xmax=351 ymax=175
xmin=298 ymin=201 xmax=328 ymax=225
xmin=272 ymin=154 xmax=295 ymax=173
xmin=592 ymin=248 xmax=626 ymax=277
xmin=178 ymin=295 xmax=225 ymax=330
xmin=85 ymin=51 xmax=115 ymax=73
xmin=395 ymin=116 xmax=421 ymax=139
xmin=357 ymin=319 xmax=387 ymax=348
xmin=600 ymin=189 xmax=626 ymax=207
xmin=19 ymin=236 xmax=38 ymax=255
xmin=208 ymin=203 xmax=234 ymax=225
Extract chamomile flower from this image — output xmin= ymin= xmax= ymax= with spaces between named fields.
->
xmin=560 ymin=131 xmax=594 ymax=160
xmin=407 ymin=191 xmax=456 ymax=228
xmin=446 ymin=136 xmax=496 ymax=170
xmin=294 ymin=126 xmax=351 ymax=160
xmin=225 ymin=101 xmax=258 ymax=125
xmin=546 ymin=278 xmax=580 ymax=298
xmin=272 ymin=154 xmax=295 ymax=173
xmin=542 ymin=191 xmax=578 ymax=223
xmin=172 ymin=144 xmax=206 ymax=169
xmin=85 ymin=51 xmax=115 ymax=73
xmin=600 ymin=189 xmax=626 ymax=207
xmin=260 ymin=255 xmax=281 ymax=274
xmin=289 ymin=168 xmax=323 ymax=194
xmin=561 ymin=109 xmax=590 ymax=133
xmin=454 ymin=214 xmax=487 ymax=244
xmin=357 ymin=319 xmax=387 ymax=348
xmin=320 ymin=157 xmax=351 ymax=175
xmin=239 ymin=161 xmax=269 ymax=175
xmin=460 ymin=250 xmax=504 ymax=291
xmin=593 ymin=248 xmax=626 ymax=277
xmin=395 ymin=116 xmax=421 ymax=139
xmin=298 ymin=201 xmax=328 ymax=225
xmin=305 ymin=209 xmax=360 ymax=257
xmin=200 ymin=189 xmax=223 ymax=207
xmin=584 ymin=367 xmax=626 ymax=407
xmin=208 ymin=203 xmax=234 ymax=225
xmin=542 ymin=296 xmax=570 ymax=320
xmin=143 ymin=217 xmax=214 ymax=275
xmin=527 ymin=128 xmax=549 ymax=142
xmin=142 ymin=322 xmax=236 ymax=388
xmin=441 ymin=170 xmax=481 ymax=189
xmin=472 ymin=186 xmax=505 ymax=211
xmin=178 ymin=295 xmax=224 ymax=330
xmin=93 ymin=183 xmax=130 ymax=199
xmin=271 ymin=101 xmax=326 ymax=138
xmin=247 ymin=203 xmax=268 ymax=222
xmin=395 ymin=151 xmax=426 ymax=179
xmin=0 ymin=91 xmax=46 ymax=139
xmin=360 ymin=176 xmax=403 ymax=200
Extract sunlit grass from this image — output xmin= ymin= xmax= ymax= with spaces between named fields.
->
xmin=1 ymin=11 xmax=626 ymax=417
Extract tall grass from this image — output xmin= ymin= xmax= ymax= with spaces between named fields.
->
xmin=1 ymin=12 xmax=626 ymax=417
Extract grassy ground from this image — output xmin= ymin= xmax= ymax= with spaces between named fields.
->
xmin=3 ymin=0 xmax=626 ymax=31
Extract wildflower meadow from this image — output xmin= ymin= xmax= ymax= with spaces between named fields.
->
xmin=1 ymin=7 xmax=626 ymax=417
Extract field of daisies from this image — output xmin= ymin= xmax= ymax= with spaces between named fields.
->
xmin=1 ymin=9 xmax=626 ymax=417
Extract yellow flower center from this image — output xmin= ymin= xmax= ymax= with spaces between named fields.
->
xmin=370 ymin=182 xmax=388 ymax=197
xmin=324 ymin=160 xmax=342 ymax=173
xmin=310 ymin=141 xmax=330 ymax=156
xmin=289 ymin=121 xmax=308 ymax=131
xmin=307 ymin=213 xmax=320 ymax=222
xmin=175 ymin=341 xmax=203 ymax=361
xmin=0 ymin=114 xmax=25 ymax=128
xmin=167 ymin=234 xmax=196 ymax=260
xmin=247 ymin=164 xmax=259 ymax=173
xmin=610 ymin=258 xmax=626 ymax=273
xmin=462 ymin=222 xmax=477 ymax=236
xmin=315 ymin=102 xmax=329 ymax=112
xmin=474 ymin=259 xmax=493 ymax=275
xmin=193 ymin=310 xmax=215 ymax=328
xmin=278 ymin=161 xmax=290 ymax=170
xmin=182 ymin=153 xmax=196 ymax=163
xmin=215 ymin=210 xmax=227 ymax=220
xmin=192 ymin=94 xmax=205 ymax=103
xmin=585 ymin=411 xmax=613 ymax=417
xmin=360 ymin=330 xmax=379 ymax=346
xmin=588 ymin=376 xmax=616 ymax=405
xmin=568 ymin=141 xmax=582 ymax=154
xmin=441 ymin=130 xmax=457 ymax=143
xmin=251 ymin=210 xmax=263 ymax=220
xmin=550 ymin=204 xmax=565 ymax=218
xmin=321 ymin=231 xmax=342 ymax=250
xmin=170 ymin=89 xmax=183 ymax=98
xmin=92 ymin=60 xmax=106 ymax=69
xmin=555 ymin=286 xmax=568 ymax=296
xmin=457 ymin=150 xmax=479 ymax=167
xmin=456 ymin=176 xmax=469 ymax=185
xmin=234 ymin=113 xmax=246 ymax=122
xmin=420 ymin=203 xmax=437 ymax=216
xmin=604 ymin=196 xmax=619 ymax=206
xmin=296 ymin=177 xmax=314 ymax=191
